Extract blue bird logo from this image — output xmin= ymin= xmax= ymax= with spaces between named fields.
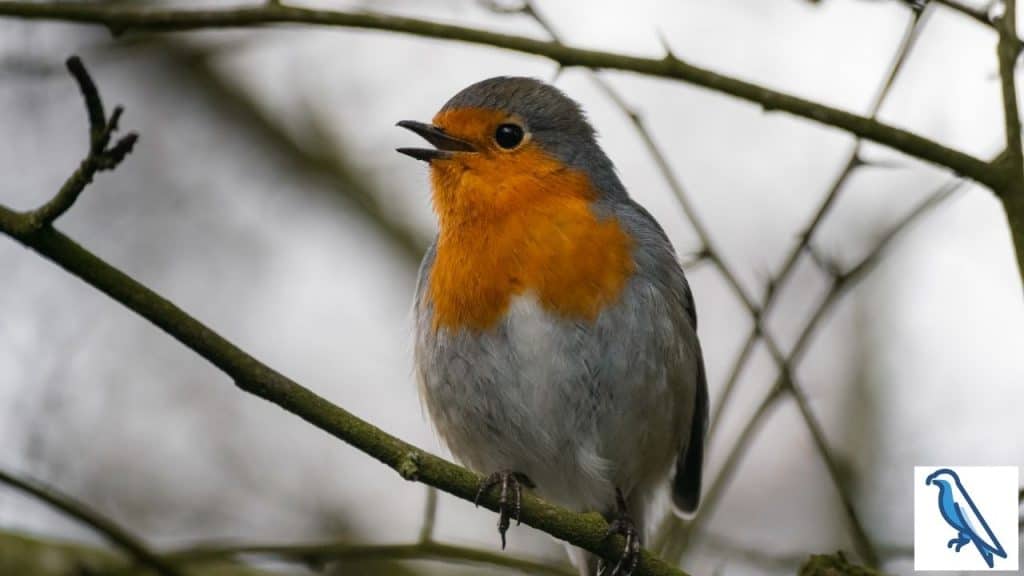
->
xmin=925 ymin=468 xmax=1008 ymax=568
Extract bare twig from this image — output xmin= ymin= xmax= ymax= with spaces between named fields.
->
xmin=418 ymin=487 xmax=439 ymax=543
xmin=159 ymin=41 xmax=428 ymax=264
xmin=0 ymin=1 xmax=998 ymax=189
xmin=711 ymin=2 xmax=931 ymax=436
xmin=0 ymin=468 xmax=182 ymax=576
xmin=168 ymin=540 xmax=574 ymax=576
xmin=665 ymin=179 xmax=965 ymax=562
xmin=933 ymin=0 xmax=993 ymax=27
xmin=23 ymin=56 xmax=137 ymax=230
xmin=0 ymin=55 xmax=687 ymax=576
xmin=998 ymin=0 xmax=1023 ymax=178
xmin=659 ymin=5 xmax=930 ymax=562
xmin=990 ymin=0 xmax=1024 ymax=287
xmin=667 ymin=5 xmax=931 ymax=560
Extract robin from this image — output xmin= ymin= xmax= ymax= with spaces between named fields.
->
xmin=397 ymin=77 xmax=707 ymax=576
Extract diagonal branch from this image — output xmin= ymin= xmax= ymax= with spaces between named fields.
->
xmin=998 ymin=0 xmax=1023 ymax=178
xmin=665 ymin=178 xmax=965 ymax=564
xmin=659 ymin=5 xmax=931 ymax=562
xmin=667 ymin=5 xmax=931 ymax=560
xmin=710 ymin=2 xmax=931 ymax=437
xmin=0 ymin=55 xmax=687 ymax=576
xmin=0 ymin=1 xmax=998 ymax=189
xmin=993 ymin=0 xmax=1024 ymax=289
xmin=933 ymin=0 xmax=991 ymax=25
xmin=157 ymin=41 xmax=428 ymax=264
xmin=0 ymin=468 xmax=182 ymax=576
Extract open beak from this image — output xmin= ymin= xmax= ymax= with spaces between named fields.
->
xmin=396 ymin=120 xmax=476 ymax=162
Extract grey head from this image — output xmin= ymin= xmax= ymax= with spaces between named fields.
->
xmin=398 ymin=76 xmax=628 ymax=201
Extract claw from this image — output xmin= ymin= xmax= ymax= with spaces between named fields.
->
xmin=474 ymin=470 xmax=533 ymax=549
xmin=599 ymin=488 xmax=641 ymax=576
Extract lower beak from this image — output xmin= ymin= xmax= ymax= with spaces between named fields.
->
xmin=396 ymin=120 xmax=476 ymax=162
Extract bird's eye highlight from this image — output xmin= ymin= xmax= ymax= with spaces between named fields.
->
xmin=494 ymin=124 xmax=524 ymax=149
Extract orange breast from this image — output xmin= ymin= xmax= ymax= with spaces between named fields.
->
xmin=425 ymin=146 xmax=635 ymax=332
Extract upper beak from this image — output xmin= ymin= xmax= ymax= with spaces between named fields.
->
xmin=396 ymin=120 xmax=476 ymax=162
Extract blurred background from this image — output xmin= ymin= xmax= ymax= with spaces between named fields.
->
xmin=1 ymin=0 xmax=1022 ymax=574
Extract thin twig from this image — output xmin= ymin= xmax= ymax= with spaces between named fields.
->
xmin=933 ymin=0 xmax=992 ymax=26
xmin=676 ymin=5 xmax=931 ymax=560
xmin=998 ymin=0 xmax=1023 ymax=179
xmin=419 ymin=487 xmax=439 ymax=543
xmin=665 ymin=179 xmax=965 ymax=562
xmin=711 ymin=3 xmax=931 ymax=436
xmin=0 ymin=468 xmax=183 ymax=576
xmin=663 ymin=5 xmax=931 ymax=561
xmin=164 ymin=41 xmax=427 ymax=263
xmin=24 ymin=56 xmax=137 ymax=230
xmin=168 ymin=540 xmax=574 ymax=576
xmin=0 ymin=55 xmax=687 ymax=576
xmin=0 ymin=1 xmax=998 ymax=188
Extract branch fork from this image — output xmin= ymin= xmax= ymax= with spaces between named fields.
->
xmin=23 ymin=56 xmax=137 ymax=232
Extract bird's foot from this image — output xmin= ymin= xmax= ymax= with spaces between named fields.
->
xmin=598 ymin=489 xmax=641 ymax=576
xmin=947 ymin=533 xmax=971 ymax=552
xmin=474 ymin=469 xmax=534 ymax=549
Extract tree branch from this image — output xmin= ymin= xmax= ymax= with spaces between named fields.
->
xmin=156 ymin=41 xmax=428 ymax=264
xmin=0 ymin=1 xmax=998 ymax=189
xmin=0 ymin=55 xmax=687 ymax=576
xmin=711 ymin=0 xmax=930 ymax=437
xmin=993 ymin=0 xmax=1024 ymax=289
xmin=666 ymin=179 xmax=964 ymax=561
xmin=666 ymin=6 xmax=931 ymax=562
xmin=0 ymin=529 xmax=280 ymax=576
xmin=933 ymin=0 xmax=990 ymax=24
xmin=0 ymin=469 xmax=182 ymax=576
xmin=998 ymin=0 xmax=1023 ymax=177
xmin=21 ymin=56 xmax=137 ymax=231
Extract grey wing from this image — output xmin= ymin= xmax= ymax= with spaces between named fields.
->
xmin=613 ymin=199 xmax=707 ymax=514
xmin=412 ymin=241 xmax=438 ymax=391
xmin=617 ymin=200 xmax=698 ymax=328
xmin=414 ymin=240 xmax=437 ymax=313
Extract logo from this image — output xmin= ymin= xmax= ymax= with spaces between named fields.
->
xmin=914 ymin=466 xmax=1019 ymax=571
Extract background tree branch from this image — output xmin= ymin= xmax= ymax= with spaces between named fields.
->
xmin=0 ymin=1 xmax=998 ymax=190
xmin=0 ymin=468 xmax=181 ymax=576
xmin=0 ymin=529 xmax=279 ymax=576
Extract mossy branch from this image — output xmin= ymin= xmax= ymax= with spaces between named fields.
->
xmin=0 ymin=470 xmax=181 ymax=576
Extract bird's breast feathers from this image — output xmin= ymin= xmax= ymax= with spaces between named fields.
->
xmin=424 ymin=193 xmax=636 ymax=332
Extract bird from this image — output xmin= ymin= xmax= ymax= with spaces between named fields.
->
xmin=397 ymin=76 xmax=707 ymax=576
xmin=925 ymin=468 xmax=1007 ymax=569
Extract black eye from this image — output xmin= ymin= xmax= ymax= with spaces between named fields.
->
xmin=494 ymin=123 xmax=524 ymax=149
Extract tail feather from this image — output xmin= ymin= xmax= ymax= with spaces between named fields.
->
xmin=672 ymin=352 xmax=707 ymax=514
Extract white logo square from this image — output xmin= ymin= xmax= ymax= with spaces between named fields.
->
xmin=914 ymin=466 xmax=1019 ymax=571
